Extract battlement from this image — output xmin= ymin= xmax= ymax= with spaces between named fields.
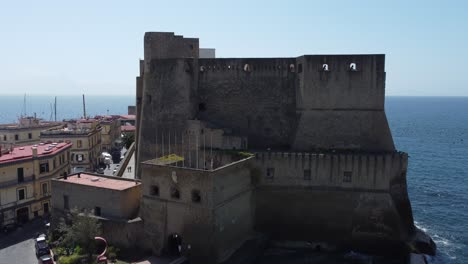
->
xmin=144 ymin=32 xmax=199 ymax=64
xmin=137 ymin=32 xmax=395 ymax=174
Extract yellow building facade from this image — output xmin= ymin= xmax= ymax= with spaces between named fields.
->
xmin=0 ymin=117 xmax=62 ymax=150
xmin=0 ymin=142 xmax=72 ymax=227
xmin=41 ymin=119 xmax=101 ymax=173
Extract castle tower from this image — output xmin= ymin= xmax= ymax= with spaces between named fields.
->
xmin=136 ymin=32 xmax=199 ymax=177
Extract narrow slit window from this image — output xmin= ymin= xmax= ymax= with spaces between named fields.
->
xmin=192 ymin=190 xmax=201 ymax=203
xmin=150 ymin=185 xmax=159 ymax=196
xmin=266 ymin=167 xmax=275 ymax=180
xmin=171 ymin=187 xmax=180 ymax=199
xmin=343 ymin=171 xmax=352 ymax=182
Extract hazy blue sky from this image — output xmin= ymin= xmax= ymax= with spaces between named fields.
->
xmin=0 ymin=0 xmax=467 ymax=96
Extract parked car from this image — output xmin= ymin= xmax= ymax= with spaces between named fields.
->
xmin=35 ymin=235 xmax=50 ymax=257
xmin=38 ymin=254 xmax=54 ymax=264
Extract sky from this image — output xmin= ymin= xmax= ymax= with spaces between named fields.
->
xmin=0 ymin=0 xmax=467 ymax=96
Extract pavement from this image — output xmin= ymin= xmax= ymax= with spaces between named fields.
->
xmin=0 ymin=218 xmax=48 ymax=264
xmin=102 ymin=147 xmax=135 ymax=179
xmin=132 ymin=255 xmax=181 ymax=264
xmin=121 ymin=151 xmax=135 ymax=179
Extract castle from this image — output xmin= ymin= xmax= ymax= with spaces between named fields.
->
xmin=135 ymin=32 xmax=435 ymax=263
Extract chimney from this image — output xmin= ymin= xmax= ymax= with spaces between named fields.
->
xmin=32 ymin=147 xmax=38 ymax=157
xmin=0 ymin=146 xmax=2 ymax=157
xmin=78 ymin=173 xmax=81 ymax=178
xmin=64 ymin=173 xmax=67 ymax=180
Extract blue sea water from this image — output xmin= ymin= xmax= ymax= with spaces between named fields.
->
xmin=386 ymin=97 xmax=468 ymax=264
xmin=0 ymin=95 xmax=467 ymax=263
xmin=0 ymin=95 xmax=134 ymax=123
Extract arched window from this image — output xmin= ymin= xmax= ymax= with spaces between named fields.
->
xmin=199 ymin=66 xmax=206 ymax=72
xmin=289 ymin=64 xmax=295 ymax=72
xmin=243 ymin=64 xmax=251 ymax=72
xmin=349 ymin=63 xmax=357 ymax=71
xmin=322 ymin=64 xmax=329 ymax=71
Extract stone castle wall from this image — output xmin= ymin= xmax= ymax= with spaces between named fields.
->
xmin=134 ymin=32 xmax=427 ymax=261
xmin=252 ymin=151 xmax=414 ymax=248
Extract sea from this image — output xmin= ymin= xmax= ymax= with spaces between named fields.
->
xmin=0 ymin=95 xmax=466 ymax=263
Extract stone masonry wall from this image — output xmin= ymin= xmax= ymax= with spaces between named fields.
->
xmin=253 ymin=151 xmax=414 ymax=250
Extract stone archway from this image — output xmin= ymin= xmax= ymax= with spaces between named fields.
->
xmin=167 ymin=233 xmax=182 ymax=256
xmin=16 ymin=207 xmax=29 ymax=224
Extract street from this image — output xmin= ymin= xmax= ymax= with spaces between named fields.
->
xmin=0 ymin=218 xmax=47 ymax=264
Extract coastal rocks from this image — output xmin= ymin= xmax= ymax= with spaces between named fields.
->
xmin=407 ymin=227 xmax=437 ymax=256
xmin=409 ymin=253 xmax=429 ymax=264
xmin=269 ymin=240 xmax=335 ymax=252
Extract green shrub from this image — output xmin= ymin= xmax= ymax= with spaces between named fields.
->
xmin=107 ymin=246 xmax=120 ymax=260
xmin=53 ymin=247 xmax=66 ymax=256
xmin=58 ymin=254 xmax=82 ymax=264
xmin=74 ymin=245 xmax=83 ymax=255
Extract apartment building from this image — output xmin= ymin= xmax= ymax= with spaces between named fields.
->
xmin=0 ymin=117 xmax=62 ymax=150
xmin=95 ymin=116 xmax=121 ymax=152
xmin=41 ymin=119 xmax=102 ymax=173
xmin=0 ymin=142 xmax=72 ymax=227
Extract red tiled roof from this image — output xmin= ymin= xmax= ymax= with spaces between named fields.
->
xmin=56 ymin=173 xmax=140 ymax=191
xmin=0 ymin=142 xmax=72 ymax=164
xmin=77 ymin=118 xmax=98 ymax=123
xmin=119 ymin=115 xmax=135 ymax=120
xmin=121 ymin=125 xmax=136 ymax=132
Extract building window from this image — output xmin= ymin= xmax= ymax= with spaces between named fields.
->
xmin=192 ymin=190 xmax=201 ymax=203
xmin=77 ymin=154 xmax=84 ymax=162
xmin=303 ymin=169 xmax=311 ymax=180
xmin=15 ymin=134 xmax=19 ymax=141
xmin=94 ymin=207 xmax=101 ymax=216
xmin=198 ymin=103 xmax=206 ymax=112
xmin=3 ymin=135 xmax=6 ymax=141
xmin=150 ymin=185 xmax=159 ymax=196
xmin=266 ymin=168 xmax=275 ymax=180
xmin=298 ymin=63 xmax=303 ymax=73
xmin=63 ymin=195 xmax=69 ymax=210
xmin=170 ymin=187 xmax=180 ymax=199
xmin=343 ymin=171 xmax=352 ymax=183
xmin=39 ymin=163 xmax=49 ymax=174
xmin=17 ymin=167 xmax=24 ymax=183
xmin=53 ymin=159 xmax=56 ymax=169
xmin=18 ymin=188 xmax=26 ymax=200
xmin=28 ymin=133 xmax=32 ymax=139
xmin=42 ymin=182 xmax=48 ymax=195
xmin=77 ymin=140 xmax=82 ymax=148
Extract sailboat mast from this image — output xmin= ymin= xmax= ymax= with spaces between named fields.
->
xmin=82 ymin=94 xmax=87 ymax=119
xmin=54 ymin=96 xmax=57 ymax=121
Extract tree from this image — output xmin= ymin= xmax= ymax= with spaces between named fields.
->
xmin=122 ymin=133 xmax=135 ymax=149
xmin=58 ymin=208 xmax=102 ymax=261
